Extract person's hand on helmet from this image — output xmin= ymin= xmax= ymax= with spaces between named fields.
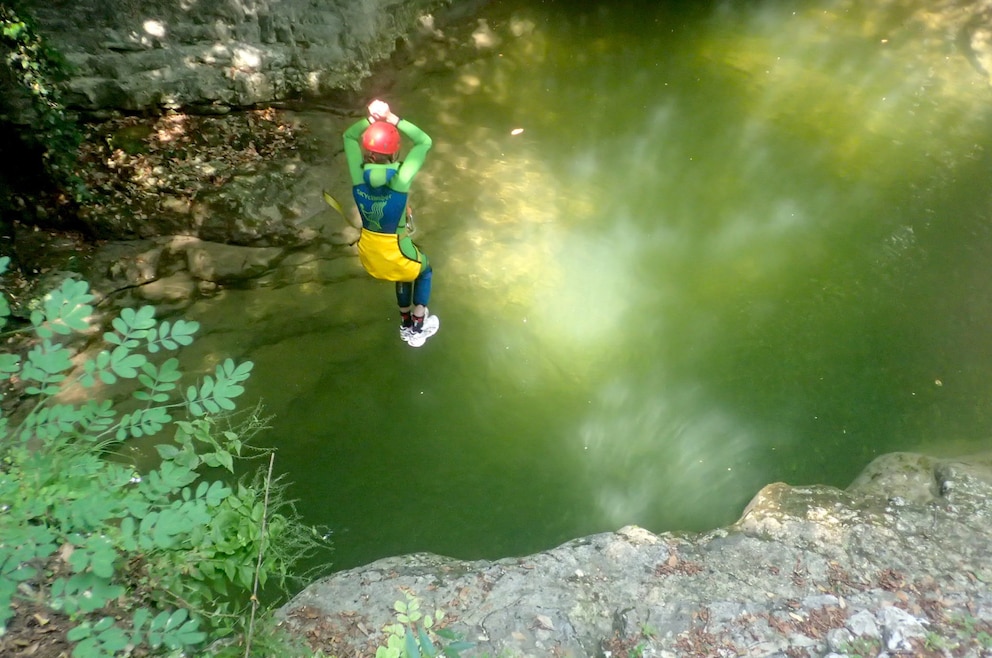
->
xmin=367 ymin=99 xmax=400 ymax=125
xmin=367 ymin=99 xmax=389 ymax=119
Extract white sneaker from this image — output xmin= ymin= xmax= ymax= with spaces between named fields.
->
xmin=405 ymin=313 xmax=440 ymax=348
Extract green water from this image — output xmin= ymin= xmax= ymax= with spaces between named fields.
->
xmin=192 ymin=0 xmax=992 ymax=574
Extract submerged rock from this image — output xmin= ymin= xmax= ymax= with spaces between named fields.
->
xmin=277 ymin=452 xmax=992 ymax=657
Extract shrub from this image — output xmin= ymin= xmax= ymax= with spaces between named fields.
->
xmin=376 ymin=591 xmax=475 ymax=658
xmin=0 ymin=4 xmax=86 ymax=204
xmin=0 ymin=255 xmax=328 ymax=657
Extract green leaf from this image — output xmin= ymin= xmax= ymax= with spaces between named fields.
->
xmin=147 ymin=319 xmax=201 ymax=353
xmin=443 ymin=641 xmax=475 ymax=657
xmin=56 ymin=573 xmax=124 ymax=613
xmin=185 ymin=359 xmax=254 ymax=417
xmin=215 ymin=448 xmax=234 ymax=472
xmin=145 ymin=608 xmax=207 ymax=650
xmin=21 ymin=340 xmax=72 ymax=385
xmin=109 ymin=345 xmax=147 ymax=379
xmin=151 ymin=512 xmax=186 ymax=549
xmin=117 ymin=517 xmax=138 ymax=552
xmin=405 ymin=627 xmax=420 ymax=658
xmin=120 ymin=411 xmax=158 ymax=437
xmin=88 ymin=539 xmax=117 ymax=579
xmin=66 ymin=623 xmax=92 ymax=642
xmin=0 ymin=353 xmax=20 ymax=377
xmin=3 ymin=22 xmax=25 ymax=39
xmin=93 ymin=616 xmax=115 ymax=633
xmin=155 ymin=443 xmax=180 ymax=460
xmin=147 ymin=610 xmax=170 ymax=648
xmin=227 ymin=358 xmax=254 ymax=381
xmin=41 ymin=278 xmax=93 ymax=335
xmin=159 ymin=357 xmax=183 ymax=381
xmin=139 ymin=358 xmax=182 ymax=389
xmin=77 ymin=400 xmax=116 ymax=436
xmin=131 ymin=608 xmax=151 ymax=634
xmin=168 ymin=617 xmax=206 ymax=649
xmin=203 ymin=481 xmax=231 ymax=506
xmin=162 ymin=607 xmax=188 ymax=631
xmin=92 ymin=623 xmax=129 ymax=653
xmin=155 ymin=460 xmax=197 ymax=490
xmin=418 ymin=626 xmax=438 ymax=657
xmin=121 ymin=305 xmax=156 ymax=332
xmin=115 ymin=412 xmax=133 ymax=441
xmin=170 ymin=319 xmax=199 ymax=345
xmin=30 ymin=309 xmax=48 ymax=337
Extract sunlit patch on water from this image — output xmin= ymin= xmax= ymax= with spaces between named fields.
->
xmin=437 ymin=142 xmax=654 ymax=386
xmin=577 ymin=376 xmax=776 ymax=530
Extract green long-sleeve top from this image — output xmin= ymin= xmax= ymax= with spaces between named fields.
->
xmin=343 ymin=118 xmax=432 ymax=234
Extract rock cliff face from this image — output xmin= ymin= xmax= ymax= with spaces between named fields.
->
xmin=18 ymin=0 xmax=455 ymax=111
xmin=277 ymin=452 xmax=992 ymax=658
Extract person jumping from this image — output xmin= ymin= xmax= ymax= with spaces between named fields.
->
xmin=343 ymin=99 xmax=439 ymax=347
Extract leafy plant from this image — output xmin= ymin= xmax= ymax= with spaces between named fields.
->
xmin=837 ymin=636 xmax=881 ymax=658
xmin=0 ymin=3 xmax=86 ymax=203
xmin=375 ymin=591 xmax=474 ymax=658
xmin=924 ymin=631 xmax=953 ymax=651
xmin=0 ymin=256 xmax=328 ymax=657
xmin=946 ymin=612 xmax=992 ymax=653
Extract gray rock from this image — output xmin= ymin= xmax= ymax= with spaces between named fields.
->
xmin=825 ymin=627 xmax=855 ymax=653
xmin=878 ymin=606 xmax=927 ymax=652
xmin=107 ymin=245 xmax=162 ymax=287
xmin=845 ymin=609 xmax=879 ymax=638
xmin=847 ymin=451 xmax=941 ymax=504
xmin=277 ymin=452 xmax=992 ymax=658
xmin=185 ymin=241 xmax=284 ymax=282
xmin=18 ymin=0 xmax=456 ymax=111
xmin=135 ymin=271 xmax=197 ymax=304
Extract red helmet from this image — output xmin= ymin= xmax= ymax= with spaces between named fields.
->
xmin=361 ymin=121 xmax=400 ymax=156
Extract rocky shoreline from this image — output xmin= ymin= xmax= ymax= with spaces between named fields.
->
xmin=276 ymin=452 xmax=992 ymax=658
xmin=0 ymin=106 xmax=362 ymax=332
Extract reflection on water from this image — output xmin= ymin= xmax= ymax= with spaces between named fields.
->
xmin=188 ymin=0 xmax=992 ymax=573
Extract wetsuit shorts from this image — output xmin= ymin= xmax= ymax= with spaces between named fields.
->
xmin=357 ymin=228 xmax=427 ymax=282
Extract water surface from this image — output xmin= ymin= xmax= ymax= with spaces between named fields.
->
xmin=190 ymin=0 xmax=992 ymax=574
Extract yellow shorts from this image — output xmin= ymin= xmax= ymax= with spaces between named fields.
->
xmin=357 ymin=229 xmax=425 ymax=282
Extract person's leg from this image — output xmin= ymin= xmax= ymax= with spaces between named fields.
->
xmin=410 ymin=266 xmax=433 ymax=331
xmin=397 ymin=236 xmax=432 ymax=331
xmin=396 ymin=281 xmax=413 ymax=328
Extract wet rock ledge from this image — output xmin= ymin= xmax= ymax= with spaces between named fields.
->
xmin=277 ymin=452 xmax=992 ymax=658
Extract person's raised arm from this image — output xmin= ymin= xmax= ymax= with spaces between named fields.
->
xmin=343 ymin=118 xmax=371 ymax=186
xmin=392 ymin=119 xmax=432 ymax=192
